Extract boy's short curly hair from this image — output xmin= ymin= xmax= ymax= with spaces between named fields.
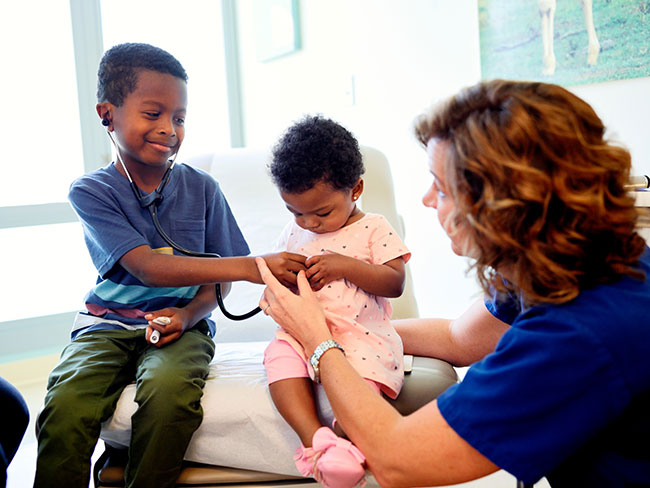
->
xmin=270 ymin=115 xmax=364 ymax=194
xmin=97 ymin=43 xmax=188 ymax=106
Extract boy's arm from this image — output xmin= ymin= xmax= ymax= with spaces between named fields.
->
xmin=305 ymin=254 xmax=405 ymax=297
xmin=181 ymin=283 xmax=219 ymax=327
xmin=120 ymin=245 xmax=306 ymax=288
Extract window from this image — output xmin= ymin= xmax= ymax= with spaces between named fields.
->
xmin=0 ymin=1 xmax=94 ymax=337
xmin=0 ymin=2 xmax=84 ymax=208
xmin=101 ymin=0 xmax=232 ymax=159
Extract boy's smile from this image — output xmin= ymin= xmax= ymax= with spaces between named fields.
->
xmin=105 ymin=70 xmax=187 ymax=187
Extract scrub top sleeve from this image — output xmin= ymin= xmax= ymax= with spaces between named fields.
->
xmin=69 ymin=182 xmax=149 ymax=277
xmin=484 ymin=291 xmax=521 ymax=324
xmin=436 ymin=307 xmax=630 ymax=484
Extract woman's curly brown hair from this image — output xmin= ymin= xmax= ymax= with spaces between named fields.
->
xmin=415 ymin=80 xmax=645 ymax=306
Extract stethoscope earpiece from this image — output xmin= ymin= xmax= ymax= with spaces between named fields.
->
xmin=102 ymin=118 xmax=110 ymax=127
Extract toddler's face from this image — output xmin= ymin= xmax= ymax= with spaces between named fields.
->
xmin=111 ymin=70 xmax=187 ymax=170
xmin=281 ymin=180 xmax=363 ymax=234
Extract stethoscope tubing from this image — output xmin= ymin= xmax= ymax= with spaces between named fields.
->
xmin=109 ymin=132 xmax=260 ymax=321
xmin=149 ymin=203 xmax=262 ymax=321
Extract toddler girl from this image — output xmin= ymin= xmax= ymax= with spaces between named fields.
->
xmin=264 ymin=115 xmax=411 ymax=487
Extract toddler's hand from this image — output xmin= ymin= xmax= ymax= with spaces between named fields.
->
xmin=305 ymin=252 xmax=350 ymax=291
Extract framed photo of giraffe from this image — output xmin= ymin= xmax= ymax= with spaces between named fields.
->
xmin=478 ymin=0 xmax=650 ymax=86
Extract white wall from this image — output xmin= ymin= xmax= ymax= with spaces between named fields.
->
xmin=235 ymin=0 xmax=650 ymax=318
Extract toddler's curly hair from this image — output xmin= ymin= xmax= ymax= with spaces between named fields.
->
xmin=271 ymin=115 xmax=364 ymax=194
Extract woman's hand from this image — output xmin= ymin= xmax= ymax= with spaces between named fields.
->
xmin=256 ymin=257 xmax=332 ymax=355
xmin=305 ymin=252 xmax=351 ymax=290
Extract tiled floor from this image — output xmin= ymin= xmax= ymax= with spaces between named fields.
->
xmin=3 ymin=356 xmax=549 ymax=488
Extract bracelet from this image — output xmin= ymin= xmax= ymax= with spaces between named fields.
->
xmin=309 ymin=339 xmax=345 ymax=383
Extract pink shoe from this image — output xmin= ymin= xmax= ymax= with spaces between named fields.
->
xmin=312 ymin=426 xmax=366 ymax=488
xmin=294 ymin=444 xmax=318 ymax=477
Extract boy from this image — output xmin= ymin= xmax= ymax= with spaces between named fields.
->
xmin=34 ymin=43 xmax=306 ymax=488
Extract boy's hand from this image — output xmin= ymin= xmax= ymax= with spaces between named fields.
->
xmin=144 ymin=308 xmax=188 ymax=347
xmin=305 ymin=252 xmax=353 ymax=291
xmin=259 ymin=252 xmax=307 ymax=287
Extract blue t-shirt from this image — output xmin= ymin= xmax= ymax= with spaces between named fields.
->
xmin=437 ymin=247 xmax=650 ymax=487
xmin=68 ymin=162 xmax=250 ymax=337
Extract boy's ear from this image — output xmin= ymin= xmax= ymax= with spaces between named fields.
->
xmin=352 ymin=178 xmax=364 ymax=201
xmin=96 ymin=103 xmax=114 ymax=129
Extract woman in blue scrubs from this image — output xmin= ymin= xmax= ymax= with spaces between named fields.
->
xmin=255 ymin=80 xmax=650 ymax=487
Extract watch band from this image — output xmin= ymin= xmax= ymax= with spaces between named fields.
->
xmin=309 ymin=339 xmax=344 ymax=383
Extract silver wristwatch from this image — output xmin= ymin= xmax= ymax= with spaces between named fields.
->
xmin=309 ymin=339 xmax=345 ymax=383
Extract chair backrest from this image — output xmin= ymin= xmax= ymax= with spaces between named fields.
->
xmin=187 ymin=146 xmax=419 ymax=342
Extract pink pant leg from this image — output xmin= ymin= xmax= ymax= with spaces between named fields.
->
xmin=264 ymin=338 xmax=384 ymax=395
xmin=264 ymin=338 xmax=310 ymax=384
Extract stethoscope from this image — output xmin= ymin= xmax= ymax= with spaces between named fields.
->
xmin=106 ymin=129 xmax=261 ymax=321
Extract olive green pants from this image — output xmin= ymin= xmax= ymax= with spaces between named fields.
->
xmin=34 ymin=323 xmax=215 ymax=488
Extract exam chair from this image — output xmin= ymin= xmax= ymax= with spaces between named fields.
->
xmin=94 ymin=146 xmax=459 ymax=487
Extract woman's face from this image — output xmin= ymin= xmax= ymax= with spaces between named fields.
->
xmin=422 ymin=139 xmax=474 ymax=257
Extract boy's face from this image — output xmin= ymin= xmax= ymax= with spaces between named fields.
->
xmin=108 ymin=70 xmax=187 ymax=171
xmin=280 ymin=179 xmax=363 ymax=234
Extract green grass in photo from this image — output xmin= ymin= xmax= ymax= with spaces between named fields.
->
xmin=479 ymin=0 xmax=650 ymax=85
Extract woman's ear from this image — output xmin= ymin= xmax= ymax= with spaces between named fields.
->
xmin=351 ymin=179 xmax=364 ymax=201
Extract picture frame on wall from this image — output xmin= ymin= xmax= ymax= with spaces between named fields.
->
xmin=478 ymin=0 xmax=650 ymax=86
xmin=253 ymin=0 xmax=302 ymax=62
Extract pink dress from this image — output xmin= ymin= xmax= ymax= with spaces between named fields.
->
xmin=273 ymin=213 xmax=411 ymax=399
